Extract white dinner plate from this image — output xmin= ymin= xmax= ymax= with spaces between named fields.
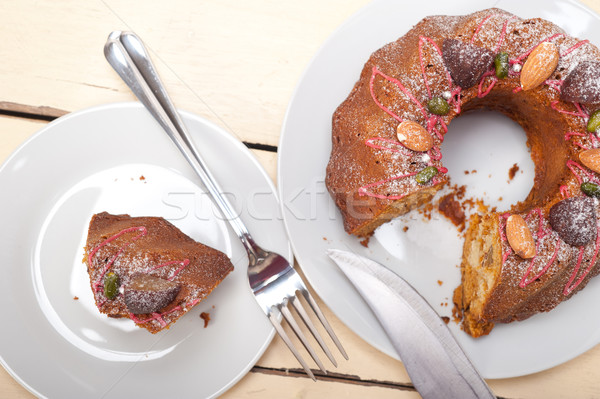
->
xmin=0 ymin=103 xmax=291 ymax=398
xmin=278 ymin=0 xmax=600 ymax=379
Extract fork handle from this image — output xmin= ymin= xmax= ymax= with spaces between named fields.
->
xmin=104 ymin=31 xmax=259 ymax=260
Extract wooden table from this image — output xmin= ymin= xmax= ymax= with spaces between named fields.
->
xmin=2 ymin=1 xmax=600 ymax=397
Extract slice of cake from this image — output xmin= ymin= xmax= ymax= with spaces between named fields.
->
xmin=83 ymin=212 xmax=234 ymax=333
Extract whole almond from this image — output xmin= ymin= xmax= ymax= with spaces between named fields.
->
xmin=396 ymin=121 xmax=433 ymax=152
xmin=580 ymin=148 xmax=600 ymax=173
xmin=520 ymin=41 xmax=559 ymax=91
xmin=506 ymin=214 xmax=536 ymax=259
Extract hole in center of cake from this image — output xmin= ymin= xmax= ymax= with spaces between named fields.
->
xmin=440 ymin=110 xmax=535 ymax=211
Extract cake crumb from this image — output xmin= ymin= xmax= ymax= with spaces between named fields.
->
xmin=73 ymin=296 xmax=79 ymax=300
xmin=418 ymin=202 xmax=435 ymax=221
xmin=437 ymin=280 xmax=443 ymax=286
xmin=200 ymin=312 xmax=211 ymax=328
xmin=452 ymin=288 xmax=465 ymax=325
xmin=139 ymin=175 xmax=146 ymax=181
xmin=454 ymin=185 xmax=467 ymax=200
xmin=438 ymin=193 xmax=466 ymax=231
xmin=508 ymin=163 xmax=520 ymax=181
xmin=441 ymin=316 xmax=450 ymax=324
xmin=402 ymin=226 xmax=409 ymax=232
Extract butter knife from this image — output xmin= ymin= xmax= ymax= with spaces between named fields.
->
xmin=327 ymin=249 xmax=495 ymax=399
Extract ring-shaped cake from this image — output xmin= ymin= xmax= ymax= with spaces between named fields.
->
xmin=325 ymin=8 xmax=600 ymax=337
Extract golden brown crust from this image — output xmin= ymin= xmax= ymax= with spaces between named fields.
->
xmin=84 ymin=212 xmax=234 ymax=333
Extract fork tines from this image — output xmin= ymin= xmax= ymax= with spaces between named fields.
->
xmin=268 ymin=278 xmax=348 ymax=381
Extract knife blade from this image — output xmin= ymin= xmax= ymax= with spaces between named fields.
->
xmin=327 ymin=249 xmax=495 ymax=399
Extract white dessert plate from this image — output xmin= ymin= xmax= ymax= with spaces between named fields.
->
xmin=0 ymin=103 xmax=291 ymax=398
xmin=278 ymin=0 xmax=600 ymax=379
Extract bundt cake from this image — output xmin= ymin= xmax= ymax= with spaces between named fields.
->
xmin=325 ymin=8 xmax=600 ymax=337
xmin=84 ymin=212 xmax=234 ymax=333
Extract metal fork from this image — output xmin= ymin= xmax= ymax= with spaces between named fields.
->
xmin=104 ymin=31 xmax=347 ymax=380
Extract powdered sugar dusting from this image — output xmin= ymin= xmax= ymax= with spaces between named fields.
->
xmin=85 ymin=213 xmax=233 ymax=333
xmin=326 ymin=8 xmax=600 ymax=324
xmin=442 ymin=39 xmax=494 ymax=88
xmin=561 ymin=61 xmax=600 ymax=103
xmin=549 ymin=197 xmax=596 ymax=246
xmin=500 ymin=210 xmax=564 ymax=287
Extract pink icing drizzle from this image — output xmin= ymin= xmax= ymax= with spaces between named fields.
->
xmin=563 ymin=221 xmax=600 ymax=295
xmin=358 ymin=173 xmax=417 ymax=200
xmin=494 ymin=17 xmax=517 ymax=51
xmin=564 ymin=131 xmax=586 ymax=141
xmin=566 ymin=160 xmax=600 ymax=185
xmin=519 ymin=238 xmax=561 ymax=288
xmin=88 ymin=225 xmax=194 ymax=326
xmin=512 ymin=33 xmax=565 ymax=64
xmin=471 ymin=13 xmax=517 ymax=51
xmin=361 ymin=12 xmax=600 ymax=297
xmin=509 ymin=196 xmax=600 ymax=295
xmin=545 ymin=79 xmax=564 ymax=92
xmin=89 ymin=226 xmax=147 ymax=291
xmin=551 ymin=100 xmax=589 ymax=118
xmin=471 ymin=14 xmax=495 ymax=43
xmin=474 ymin=29 xmax=566 ymax=101
xmin=561 ymin=39 xmax=590 ymax=57
xmin=559 ymin=185 xmax=570 ymax=199
xmin=368 ymin=66 xmax=426 ymax=122
xmin=478 ymin=70 xmax=497 ymax=98
xmin=565 ymin=128 xmax=599 ymax=150
xmin=418 ymin=36 xmax=453 ymax=97
xmin=478 ymin=19 xmax=599 ymax=295
xmin=362 ymin=38 xmax=461 ymax=197
xmin=130 ymin=298 xmax=201 ymax=328
xmin=362 ymin=66 xmax=448 ymax=197
xmin=501 ymin=208 xmax=561 ymax=288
